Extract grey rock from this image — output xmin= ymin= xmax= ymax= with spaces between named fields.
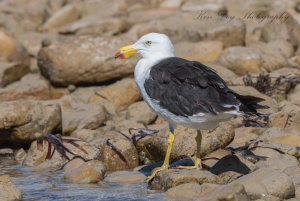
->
xmin=37 ymin=35 xmax=138 ymax=86
xmin=0 ymin=100 xmax=61 ymax=144
xmin=233 ymin=167 xmax=295 ymax=199
xmin=151 ymin=169 xmax=220 ymax=191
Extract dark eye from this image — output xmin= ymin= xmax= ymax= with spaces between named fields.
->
xmin=145 ymin=41 xmax=152 ymax=46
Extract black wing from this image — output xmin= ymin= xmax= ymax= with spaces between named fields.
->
xmin=144 ymin=57 xmax=264 ymax=117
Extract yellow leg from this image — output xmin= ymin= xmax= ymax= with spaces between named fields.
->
xmin=146 ymin=130 xmax=175 ymax=183
xmin=176 ymin=130 xmax=202 ymax=169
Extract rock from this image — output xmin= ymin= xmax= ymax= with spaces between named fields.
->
xmin=96 ymin=78 xmax=141 ymax=111
xmin=14 ymin=148 xmax=27 ymax=164
xmin=0 ymin=62 xmax=30 ymax=87
xmin=0 ymin=74 xmax=66 ymax=101
xmin=0 ymin=0 xmax=48 ymax=35
xmin=17 ymin=32 xmax=59 ymax=57
xmin=249 ymin=40 xmax=294 ymax=72
xmin=288 ymin=56 xmax=300 ymax=69
xmin=166 ymin=182 xmax=250 ymax=201
xmin=135 ymin=12 xmax=245 ymax=48
xmin=160 ymin=0 xmax=182 ymax=8
xmin=165 ymin=182 xmax=220 ymax=201
xmin=209 ymin=154 xmax=256 ymax=178
xmin=218 ymin=171 xmax=244 ymax=184
xmin=59 ymin=16 xmax=130 ymax=36
xmin=98 ymin=130 xmax=139 ymax=171
xmin=74 ymin=0 xmax=137 ymax=19
xmin=261 ymin=12 xmax=300 ymax=47
xmin=205 ymin=63 xmax=238 ymax=84
xmin=252 ymin=128 xmax=300 ymax=157
xmin=278 ymin=101 xmax=300 ymax=131
xmin=128 ymin=8 xmax=178 ymax=24
xmin=106 ymin=117 xmax=144 ymax=135
xmin=0 ymin=100 xmax=61 ymax=144
xmin=63 ymin=158 xmax=85 ymax=172
xmin=71 ymin=129 xmax=106 ymax=147
xmin=175 ymin=41 xmax=223 ymax=63
xmin=105 ymin=170 xmax=146 ymax=184
xmin=0 ymin=175 xmax=22 ymax=201
xmin=256 ymin=154 xmax=299 ymax=172
xmin=233 ymin=167 xmax=295 ymax=199
xmin=199 ymin=183 xmax=250 ymax=201
xmin=0 ymin=148 xmax=13 ymax=155
xmin=181 ymin=0 xmax=226 ymax=13
xmin=63 ymin=160 xmax=106 ymax=184
xmin=126 ymin=101 xmax=157 ymax=125
xmin=219 ymin=47 xmax=262 ymax=75
xmin=37 ymin=35 xmax=138 ymax=86
xmin=136 ymin=121 xmax=235 ymax=164
xmin=0 ymin=30 xmax=28 ymax=64
xmin=43 ymin=0 xmax=66 ymax=20
xmin=23 ymin=136 xmax=101 ymax=168
xmin=40 ymin=4 xmax=81 ymax=31
xmin=288 ymin=84 xmax=300 ymax=105
xmin=229 ymin=127 xmax=265 ymax=149
xmin=60 ymin=95 xmax=107 ymax=134
xmin=268 ymin=111 xmax=290 ymax=129
xmin=202 ymin=149 xmax=232 ymax=168
xmin=72 ymin=129 xmax=139 ymax=171
xmin=0 ymin=31 xmax=18 ymax=60
xmin=284 ymin=166 xmax=300 ymax=193
xmin=151 ymin=169 xmax=219 ymax=191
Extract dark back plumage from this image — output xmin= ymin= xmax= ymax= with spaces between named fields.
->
xmin=144 ymin=57 xmax=266 ymax=117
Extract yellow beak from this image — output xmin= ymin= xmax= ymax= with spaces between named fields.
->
xmin=115 ymin=44 xmax=138 ymax=59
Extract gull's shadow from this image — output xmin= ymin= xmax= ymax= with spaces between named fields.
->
xmin=209 ymin=154 xmax=251 ymax=175
xmin=138 ymin=154 xmax=251 ymax=176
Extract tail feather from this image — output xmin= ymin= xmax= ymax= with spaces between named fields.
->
xmin=234 ymin=93 xmax=270 ymax=127
xmin=234 ymin=93 xmax=269 ymax=114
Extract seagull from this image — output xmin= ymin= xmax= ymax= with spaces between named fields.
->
xmin=115 ymin=33 xmax=267 ymax=182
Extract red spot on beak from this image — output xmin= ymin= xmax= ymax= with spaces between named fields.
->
xmin=115 ymin=50 xmax=125 ymax=59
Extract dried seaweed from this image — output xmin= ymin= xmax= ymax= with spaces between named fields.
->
xmin=37 ymin=134 xmax=87 ymax=161
xmin=243 ymin=72 xmax=300 ymax=96
xmin=129 ymin=128 xmax=159 ymax=145
xmin=106 ymin=139 xmax=128 ymax=164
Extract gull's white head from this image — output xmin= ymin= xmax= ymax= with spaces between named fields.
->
xmin=115 ymin=33 xmax=175 ymax=59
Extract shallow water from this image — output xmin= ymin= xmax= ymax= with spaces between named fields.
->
xmin=0 ymin=157 xmax=165 ymax=201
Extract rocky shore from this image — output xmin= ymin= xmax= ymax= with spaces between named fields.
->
xmin=0 ymin=0 xmax=300 ymax=200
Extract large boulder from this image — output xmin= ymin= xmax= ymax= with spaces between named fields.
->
xmin=233 ymin=167 xmax=295 ymax=200
xmin=0 ymin=100 xmax=61 ymax=144
xmin=151 ymin=169 xmax=220 ymax=191
xmin=40 ymin=4 xmax=81 ymax=32
xmin=37 ymin=35 xmax=138 ymax=86
xmin=219 ymin=47 xmax=262 ymax=75
xmin=249 ymin=40 xmax=294 ymax=72
xmin=175 ymin=41 xmax=223 ymax=63
xmin=165 ymin=182 xmax=250 ymax=201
